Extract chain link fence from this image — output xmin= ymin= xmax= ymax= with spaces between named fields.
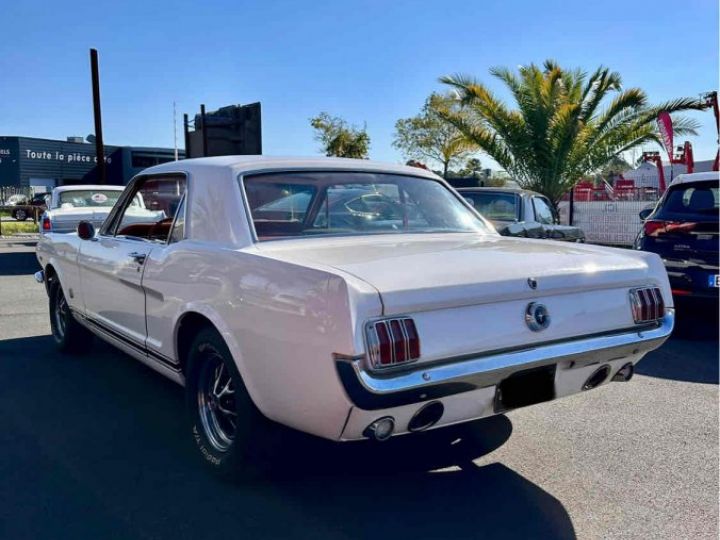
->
xmin=559 ymin=195 xmax=659 ymax=247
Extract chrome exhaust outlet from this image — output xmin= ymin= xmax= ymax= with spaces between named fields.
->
xmin=363 ymin=416 xmax=395 ymax=441
xmin=408 ymin=401 xmax=444 ymax=432
xmin=582 ymin=365 xmax=610 ymax=391
xmin=612 ymin=363 xmax=634 ymax=382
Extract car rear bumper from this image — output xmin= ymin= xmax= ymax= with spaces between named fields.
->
xmin=665 ymin=263 xmax=719 ymax=298
xmin=336 ymin=310 xmax=674 ymax=439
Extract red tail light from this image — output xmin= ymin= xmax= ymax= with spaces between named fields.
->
xmin=42 ymin=217 xmax=51 ymax=231
xmin=366 ymin=318 xmax=420 ymax=369
xmin=629 ymin=287 xmax=665 ymax=323
xmin=643 ymin=220 xmax=696 ymax=237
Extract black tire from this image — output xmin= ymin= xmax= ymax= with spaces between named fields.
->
xmin=13 ymin=208 xmax=28 ymax=221
xmin=185 ymin=327 xmax=276 ymax=480
xmin=48 ymin=279 xmax=93 ymax=353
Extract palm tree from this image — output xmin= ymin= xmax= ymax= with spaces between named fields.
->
xmin=438 ymin=60 xmax=702 ymax=210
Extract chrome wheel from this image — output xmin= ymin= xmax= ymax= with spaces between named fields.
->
xmin=197 ymin=346 xmax=237 ymax=452
xmin=15 ymin=209 xmax=27 ymax=221
xmin=53 ymin=286 xmax=68 ymax=340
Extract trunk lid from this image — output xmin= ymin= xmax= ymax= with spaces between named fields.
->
xmin=50 ymin=207 xmax=112 ymax=232
xmin=257 ymin=233 xmax=655 ymax=314
xmin=257 ymin=233 xmax=663 ymax=362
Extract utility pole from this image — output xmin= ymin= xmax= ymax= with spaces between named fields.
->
xmin=183 ymin=113 xmax=190 ymax=159
xmin=89 ymin=48 xmax=106 ymax=185
xmin=173 ymin=101 xmax=178 ymax=161
xmin=200 ymin=104 xmax=209 ymax=157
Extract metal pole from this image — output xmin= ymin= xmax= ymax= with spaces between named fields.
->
xmin=200 ymin=104 xmax=208 ymax=157
xmin=183 ymin=113 xmax=190 ymax=159
xmin=89 ymin=48 xmax=107 ymax=185
xmin=568 ymin=186 xmax=575 ymax=226
xmin=173 ymin=101 xmax=178 ymax=161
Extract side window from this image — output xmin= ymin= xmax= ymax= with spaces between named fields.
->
xmin=115 ymin=175 xmax=187 ymax=242
xmin=169 ymin=195 xmax=186 ymax=243
xmin=532 ymin=197 xmax=555 ymax=225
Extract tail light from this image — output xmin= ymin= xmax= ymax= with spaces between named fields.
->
xmin=366 ymin=317 xmax=420 ymax=369
xmin=629 ymin=287 xmax=665 ymax=323
xmin=643 ymin=220 xmax=696 ymax=237
xmin=42 ymin=217 xmax=51 ymax=231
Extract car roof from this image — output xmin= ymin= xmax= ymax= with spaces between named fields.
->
xmin=53 ymin=185 xmax=124 ymax=193
xmin=141 ymin=155 xmax=441 ymax=180
xmin=457 ymin=186 xmax=539 ymax=196
xmin=669 ymin=171 xmax=719 ymax=186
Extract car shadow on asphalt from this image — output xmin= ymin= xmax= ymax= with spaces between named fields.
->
xmin=635 ymin=303 xmax=719 ymax=385
xmin=0 ymin=248 xmax=39 ymax=276
xmin=0 ymin=335 xmax=575 ymax=540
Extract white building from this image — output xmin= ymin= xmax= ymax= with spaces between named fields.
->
xmin=623 ymin=159 xmax=715 ymax=188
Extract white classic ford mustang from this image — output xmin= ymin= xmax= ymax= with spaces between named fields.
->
xmin=35 ymin=156 xmax=674 ymax=477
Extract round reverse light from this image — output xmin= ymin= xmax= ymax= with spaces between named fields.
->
xmin=366 ymin=417 xmax=395 ymax=441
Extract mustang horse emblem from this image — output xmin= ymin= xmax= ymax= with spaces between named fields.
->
xmin=525 ymin=302 xmax=550 ymax=331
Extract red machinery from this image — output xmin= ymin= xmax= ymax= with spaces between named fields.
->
xmin=701 ymin=91 xmax=719 ymax=171
xmin=641 ymin=151 xmax=668 ymax=192
xmin=645 ymin=91 xmax=718 ymax=193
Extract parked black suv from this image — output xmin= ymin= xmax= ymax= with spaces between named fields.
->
xmin=634 ymin=172 xmax=719 ymax=301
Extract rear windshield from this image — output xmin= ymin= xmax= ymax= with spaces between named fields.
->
xmin=462 ymin=192 xmax=519 ymax=221
xmin=662 ymin=181 xmax=719 ymax=217
xmin=242 ymin=171 xmax=491 ymax=240
xmin=57 ymin=189 xmax=122 ymax=208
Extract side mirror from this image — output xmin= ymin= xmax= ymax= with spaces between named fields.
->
xmin=77 ymin=221 xmax=95 ymax=240
xmin=638 ymin=208 xmax=652 ymax=220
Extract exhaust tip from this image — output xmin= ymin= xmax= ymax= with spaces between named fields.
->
xmin=612 ymin=363 xmax=634 ymax=382
xmin=583 ymin=365 xmax=610 ymax=391
xmin=408 ymin=401 xmax=444 ymax=432
xmin=364 ymin=416 xmax=395 ymax=441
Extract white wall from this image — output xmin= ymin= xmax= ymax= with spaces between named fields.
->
xmin=558 ymin=200 xmax=656 ymax=246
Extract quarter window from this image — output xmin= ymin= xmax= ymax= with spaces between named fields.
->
xmin=532 ymin=197 xmax=555 ymax=225
xmin=114 ymin=175 xmax=187 ymax=242
xmin=169 ymin=195 xmax=186 ymax=243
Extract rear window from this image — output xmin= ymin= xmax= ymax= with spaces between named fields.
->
xmin=242 ymin=171 xmax=491 ymax=240
xmin=57 ymin=189 xmax=122 ymax=208
xmin=463 ymin=192 xmax=519 ymax=221
xmin=662 ymin=181 xmax=719 ymax=216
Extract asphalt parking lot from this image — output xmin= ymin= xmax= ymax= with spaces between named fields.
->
xmin=0 ymin=239 xmax=717 ymax=540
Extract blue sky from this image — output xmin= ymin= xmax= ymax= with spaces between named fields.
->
xmin=1 ymin=0 xmax=717 ymax=170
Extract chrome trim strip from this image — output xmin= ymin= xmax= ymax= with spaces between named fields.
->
xmin=80 ymin=312 xmax=180 ymax=370
xmin=336 ymin=310 xmax=674 ymax=410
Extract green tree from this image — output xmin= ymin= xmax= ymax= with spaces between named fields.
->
xmin=598 ymin=155 xmax=632 ymax=178
xmin=310 ymin=113 xmax=370 ymax=158
xmin=438 ymin=60 xmax=702 ymax=210
xmin=457 ymin=157 xmax=484 ymax=176
xmin=393 ymin=93 xmax=476 ymax=178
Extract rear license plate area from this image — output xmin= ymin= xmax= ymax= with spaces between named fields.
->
xmin=494 ymin=364 xmax=556 ymax=413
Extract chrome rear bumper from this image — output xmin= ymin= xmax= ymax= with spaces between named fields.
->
xmin=336 ymin=309 xmax=675 ymax=410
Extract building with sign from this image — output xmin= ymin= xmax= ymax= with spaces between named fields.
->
xmin=0 ymin=136 xmax=184 ymax=192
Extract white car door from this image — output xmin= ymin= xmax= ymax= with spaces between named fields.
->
xmin=77 ymin=175 xmax=186 ymax=349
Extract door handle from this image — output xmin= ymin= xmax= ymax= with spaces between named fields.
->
xmin=129 ymin=252 xmax=147 ymax=265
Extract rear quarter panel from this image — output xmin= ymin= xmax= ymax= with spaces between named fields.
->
xmin=143 ymin=245 xmax=377 ymax=439
xmin=36 ymin=233 xmax=83 ymax=311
